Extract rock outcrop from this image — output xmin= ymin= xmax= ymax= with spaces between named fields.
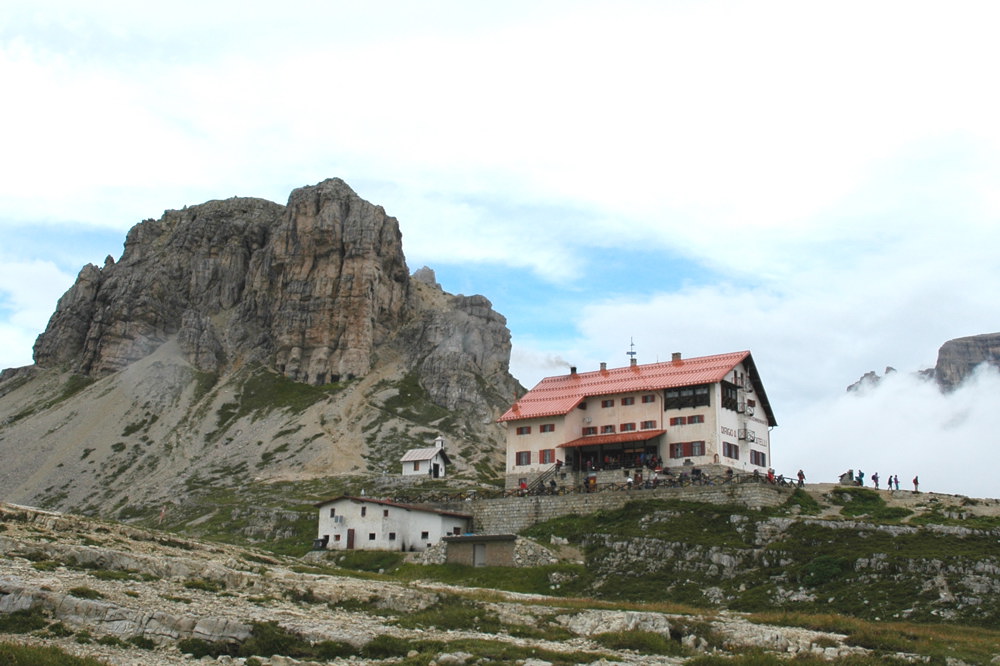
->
xmin=931 ymin=332 xmax=1000 ymax=391
xmin=847 ymin=332 xmax=1000 ymax=393
xmin=0 ymin=179 xmax=520 ymax=516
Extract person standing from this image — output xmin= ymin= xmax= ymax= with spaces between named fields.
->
xmin=797 ymin=469 xmax=805 ymax=488
xmin=912 ymin=475 xmax=919 ymax=493
xmin=872 ymin=472 xmax=880 ymax=489
xmin=895 ymin=475 xmax=901 ymax=491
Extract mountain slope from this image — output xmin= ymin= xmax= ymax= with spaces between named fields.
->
xmin=0 ymin=179 xmax=521 ymax=517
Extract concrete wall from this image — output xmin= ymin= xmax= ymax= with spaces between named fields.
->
xmin=443 ymin=484 xmax=789 ymax=535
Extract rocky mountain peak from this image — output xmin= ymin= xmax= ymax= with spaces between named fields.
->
xmin=1 ymin=179 xmax=520 ymax=513
xmin=32 ymin=179 xmax=413 ymax=384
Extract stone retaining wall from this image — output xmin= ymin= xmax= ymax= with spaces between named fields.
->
xmin=443 ymin=483 xmax=789 ymax=535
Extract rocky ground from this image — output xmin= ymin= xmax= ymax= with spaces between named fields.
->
xmin=0 ymin=502 xmax=882 ymax=665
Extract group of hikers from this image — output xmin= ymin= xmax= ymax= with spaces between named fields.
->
xmin=839 ymin=469 xmax=919 ymax=492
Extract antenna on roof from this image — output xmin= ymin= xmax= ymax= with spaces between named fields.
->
xmin=626 ymin=337 xmax=637 ymax=365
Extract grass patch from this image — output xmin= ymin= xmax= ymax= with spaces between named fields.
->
xmin=394 ymin=596 xmax=505 ymax=633
xmin=334 ymin=550 xmax=406 ymax=573
xmin=827 ymin=487 xmax=912 ymax=522
xmin=0 ymin=608 xmax=50 ymax=633
xmin=592 ymin=629 xmax=688 ymax=656
xmin=781 ymin=488 xmax=822 ymax=515
xmin=748 ymin=611 xmax=1000 ymax=664
xmin=0 ymin=641 xmax=107 ymax=666
xmin=183 ymin=578 xmax=225 ymax=592
xmin=67 ymin=586 xmax=104 ymax=600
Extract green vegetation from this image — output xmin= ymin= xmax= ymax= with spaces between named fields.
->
xmin=781 ymin=488 xmax=822 ymax=514
xmin=0 ymin=608 xmax=50 ymax=633
xmin=67 ymin=586 xmax=104 ymax=600
xmin=334 ymin=550 xmax=405 ymax=573
xmin=750 ymin=611 xmax=1000 ymax=665
xmin=0 ymin=642 xmax=106 ymax=666
xmin=178 ymin=621 xmax=354 ymax=661
xmin=827 ymin=487 xmax=912 ymax=521
xmin=395 ymin=561 xmax=594 ymax=597
xmin=515 ymin=496 xmax=1000 ymax=624
xmin=56 ymin=375 xmax=96 ymax=404
xmin=183 ymin=577 xmax=225 ymax=592
xmin=592 ymin=630 xmax=689 ymax=656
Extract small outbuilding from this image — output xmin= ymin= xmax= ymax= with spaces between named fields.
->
xmin=314 ymin=495 xmax=471 ymax=552
xmin=400 ymin=435 xmax=451 ymax=478
xmin=442 ymin=534 xmax=518 ymax=567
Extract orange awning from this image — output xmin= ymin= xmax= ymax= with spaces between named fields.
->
xmin=558 ymin=429 xmax=666 ymax=449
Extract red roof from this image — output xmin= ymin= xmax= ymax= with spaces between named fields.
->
xmin=500 ymin=351 xmax=776 ymax=426
xmin=559 ymin=429 xmax=666 ymax=448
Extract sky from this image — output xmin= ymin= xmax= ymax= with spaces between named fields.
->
xmin=2 ymin=1 xmax=999 ymax=499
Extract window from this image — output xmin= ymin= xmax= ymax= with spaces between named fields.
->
xmin=669 ymin=441 xmax=707 ymax=458
xmin=640 ymin=420 xmax=657 ymax=429
xmin=540 ymin=423 xmax=555 ymax=433
xmin=361 ymin=506 xmax=367 ymax=517
xmin=334 ymin=534 xmax=341 ymax=542
xmin=368 ymin=533 xmax=376 ymax=541
xmin=688 ymin=414 xmax=705 ymax=424
xmin=329 ymin=508 xmax=336 ymax=517
xmin=515 ymin=450 xmax=531 ymax=466
xmin=453 ymin=527 xmax=462 ymax=535
xmin=516 ymin=426 xmax=531 ymax=435
xmin=723 ymin=442 xmax=740 ymax=459
xmin=383 ymin=509 xmax=389 ymax=517
xmin=601 ymin=399 xmax=614 ymax=408
xmin=540 ymin=449 xmax=555 ymax=464
xmin=620 ymin=422 xmax=636 ymax=432
xmin=421 ymin=531 xmax=429 ymax=540
xmin=583 ymin=426 xmax=597 ymax=436
xmin=750 ymin=450 xmax=767 ymax=466
xmin=621 ymin=397 xmax=635 ymax=406
xmin=665 ymin=385 xmax=711 ymax=409
xmin=601 ymin=424 xmax=615 ymax=434
xmin=722 ymin=381 xmax=739 ymax=411
xmin=413 ymin=461 xmax=420 ymax=471
xmin=642 ymin=394 xmax=656 ymax=404
xmin=669 ymin=416 xmax=686 ymax=426
xmin=388 ymin=532 xmax=396 ymax=541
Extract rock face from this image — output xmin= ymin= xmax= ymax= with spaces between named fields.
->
xmin=0 ymin=179 xmax=521 ymax=515
xmin=33 ymin=180 xmax=412 ymax=384
xmin=932 ymin=332 xmax=1000 ymax=391
xmin=847 ymin=332 xmax=1000 ymax=392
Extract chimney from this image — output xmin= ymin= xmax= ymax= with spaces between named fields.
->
xmin=671 ymin=352 xmax=682 ymax=363
xmin=570 ymin=366 xmax=577 ymax=376
xmin=630 ymin=357 xmax=637 ymax=367
xmin=600 ymin=362 xmax=607 ymax=372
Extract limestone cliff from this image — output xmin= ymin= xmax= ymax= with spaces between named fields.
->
xmin=0 ymin=179 xmax=521 ymax=516
xmin=931 ymin=332 xmax=1000 ymax=390
xmin=846 ymin=332 xmax=1000 ymax=392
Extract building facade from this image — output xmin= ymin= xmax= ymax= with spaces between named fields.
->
xmin=314 ymin=495 xmax=472 ymax=552
xmin=400 ymin=435 xmax=451 ymax=478
xmin=498 ymin=351 xmax=777 ymax=489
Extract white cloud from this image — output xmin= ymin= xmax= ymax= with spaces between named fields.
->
xmin=779 ymin=364 xmax=1000 ymax=500
xmin=0 ymin=259 xmax=75 ymax=369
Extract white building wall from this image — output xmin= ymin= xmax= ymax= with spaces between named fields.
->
xmin=316 ymin=499 xmax=470 ymax=552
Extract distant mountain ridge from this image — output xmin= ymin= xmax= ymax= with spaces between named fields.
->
xmin=0 ymin=178 xmax=521 ymax=517
xmin=847 ymin=332 xmax=1000 ymax=392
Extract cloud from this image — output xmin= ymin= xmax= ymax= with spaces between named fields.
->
xmin=0 ymin=259 xmax=75 ymax=369
xmin=779 ymin=364 xmax=1000 ymax=500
